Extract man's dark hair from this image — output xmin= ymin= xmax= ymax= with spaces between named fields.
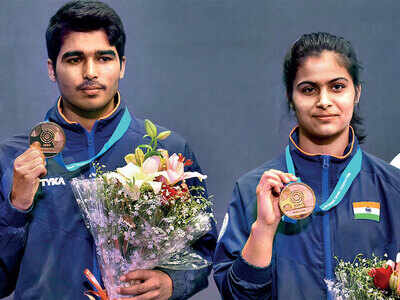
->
xmin=46 ymin=0 xmax=126 ymax=69
xmin=283 ymin=32 xmax=366 ymax=143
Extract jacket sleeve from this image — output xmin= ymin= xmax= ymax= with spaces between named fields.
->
xmin=213 ymin=183 xmax=273 ymax=299
xmin=0 ymin=160 xmax=30 ymax=297
xmin=0 ymin=163 xmax=33 ymax=228
xmin=159 ymin=142 xmax=217 ymax=299
xmin=0 ymin=226 xmax=26 ymax=298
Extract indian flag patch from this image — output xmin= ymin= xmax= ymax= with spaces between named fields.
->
xmin=353 ymin=201 xmax=380 ymax=222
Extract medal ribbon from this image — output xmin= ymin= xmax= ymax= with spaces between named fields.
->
xmin=285 ymin=145 xmax=362 ymax=212
xmin=45 ymin=108 xmax=131 ymax=172
xmin=83 ymin=269 xmax=109 ymax=300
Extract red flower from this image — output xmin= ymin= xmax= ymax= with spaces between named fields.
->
xmin=177 ymin=153 xmax=193 ymax=166
xmin=368 ymin=265 xmax=393 ymax=290
xmin=161 ymin=184 xmax=178 ymax=205
xmin=184 ymin=159 xmax=193 ymax=167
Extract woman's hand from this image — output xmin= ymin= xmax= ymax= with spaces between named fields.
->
xmin=241 ymin=169 xmax=297 ymax=267
xmin=255 ymin=169 xmax=297 ymax=231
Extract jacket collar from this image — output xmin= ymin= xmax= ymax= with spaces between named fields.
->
xmin=288 ymin=126 xmax=359 ymax=163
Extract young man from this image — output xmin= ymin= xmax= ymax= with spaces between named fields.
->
xmin=0 ymin=1 xmax=216 ymax=299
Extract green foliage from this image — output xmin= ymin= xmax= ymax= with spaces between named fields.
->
xmin=137 ymin=120 xmax=170 ymax=161
xmin=144 ymin=119 xmax=157 ymax=139
xmin=157 ymin=131 xmax=171 ymax=140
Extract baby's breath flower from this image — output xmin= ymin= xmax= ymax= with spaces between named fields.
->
xmin=71 ymin=150 xmax=213 ymax=297
xmin=330 ymin=254 xmax=398 ymax=299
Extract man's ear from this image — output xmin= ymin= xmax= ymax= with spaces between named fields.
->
xmin=119 ymin=56 xmax=126 ymax=79
xmin=48 ymin=59 xmax=56 ymax=82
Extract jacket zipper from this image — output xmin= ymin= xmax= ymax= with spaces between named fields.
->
xmin=85 ymin=128 xmax=102 ymax=287
xmin=322 ymin=156 xmax=333 ymax=300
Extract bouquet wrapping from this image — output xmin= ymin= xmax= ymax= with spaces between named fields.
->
xmin=71 ymin=120 xmax=213 ymax=299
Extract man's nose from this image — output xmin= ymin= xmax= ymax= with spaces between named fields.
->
xmin=83 ymin=59 xmax=98 ymax=80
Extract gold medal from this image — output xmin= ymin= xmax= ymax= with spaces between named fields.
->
xmin=29 ymin=122 xmax=66 ymax=158
xmin=279 ymin=182 xmax=316 ymax=220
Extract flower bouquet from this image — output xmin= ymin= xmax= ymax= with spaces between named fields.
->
xmin=326 ymin=253 xmax=400 ymax=299
xmin=71 ymin=120 xmax=213 ymax=299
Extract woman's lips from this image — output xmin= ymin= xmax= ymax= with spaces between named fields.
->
xmin=313 ymin=114 xmax=338 ymax=120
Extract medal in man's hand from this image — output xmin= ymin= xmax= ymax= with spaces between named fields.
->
xmin=29 ymin=122 xmax=65 ymax=158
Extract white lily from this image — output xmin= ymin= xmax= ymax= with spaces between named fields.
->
xmin=117 ymin=157 xmax=162 ymax=193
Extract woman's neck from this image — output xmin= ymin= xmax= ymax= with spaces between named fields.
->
xmin=298 ymin=126 xmax=350 ymax=157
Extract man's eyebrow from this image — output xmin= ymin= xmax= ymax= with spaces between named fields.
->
xmin=61 ymin=51 xmax=83 ymax=60
xmin=96 ymin=50 xmax=116 ymax=57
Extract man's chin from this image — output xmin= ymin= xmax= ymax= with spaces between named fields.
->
xmin=78 ymin=101 xmax=116 ymax=117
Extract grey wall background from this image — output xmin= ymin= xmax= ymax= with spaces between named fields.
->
xmin=1 ymin=1 xmax=400 ymax=299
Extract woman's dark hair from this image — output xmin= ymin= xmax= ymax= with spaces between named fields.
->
xmin=283 ymin=32 xmax=366 ymax=143
xmin=46 ymin=0 xmax=126 ymax=70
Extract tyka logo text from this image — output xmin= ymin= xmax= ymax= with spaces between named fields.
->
xmin=40 ymin=177 xmax=66 ymax=187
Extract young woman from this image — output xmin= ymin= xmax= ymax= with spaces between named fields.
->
xmin=213 ymin=32 xmax=400 ymax=299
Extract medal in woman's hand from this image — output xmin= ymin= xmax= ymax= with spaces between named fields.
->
xmin=279 ymin=182 xmax=316 ymax=220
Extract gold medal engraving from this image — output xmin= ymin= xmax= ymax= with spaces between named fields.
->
xmin=279 ymin=182 xmax=316 ymax=220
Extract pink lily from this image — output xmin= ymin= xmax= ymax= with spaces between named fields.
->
xmin=159 ymin=153 xmax=207 ymax=185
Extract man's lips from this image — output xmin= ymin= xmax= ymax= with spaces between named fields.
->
xmin=78 ymin=85 xmax=105 ymax=96
xmin=80 ymin=86 xmax=103 ymax=90
xmin=77 ymin=82 xmax=106 ymax=91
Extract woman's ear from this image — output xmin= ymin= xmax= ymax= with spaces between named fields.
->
xmin=287 ymin=92 xmax=295 ymax=111
xmin=354 ymin=84 xmax=362 ymax=104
